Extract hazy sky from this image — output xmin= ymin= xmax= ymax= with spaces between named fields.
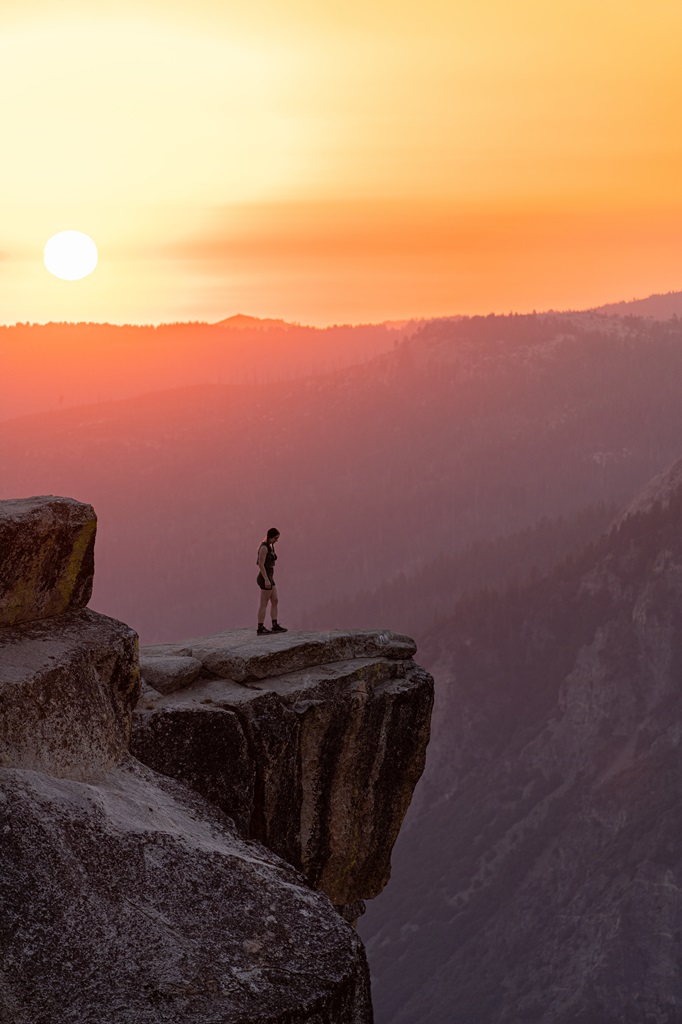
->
xmin=1 ymin=0 xmax=681 ymax=324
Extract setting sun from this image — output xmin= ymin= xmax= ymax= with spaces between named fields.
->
xmin=0 ymin=0 xmax=680 ymax=323
xmin=43 ymin=230 xmax=98 ymax=281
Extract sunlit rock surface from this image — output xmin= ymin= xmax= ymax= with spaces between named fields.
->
xmin=0 ymin=496 xmax=95 ymax=626
xmin=132 ymin=629 xmax=434 ymax=910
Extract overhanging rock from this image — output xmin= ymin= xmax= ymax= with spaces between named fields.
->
xmin=132 ymin=628 xmax=435 ymax=911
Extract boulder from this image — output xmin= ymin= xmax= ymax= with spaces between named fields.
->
xmin=0 ymin=496 xmax=96 ymax=626
xmin=0 ymin=609 xmax=139 ymax=780
xmin=0 ymin=758 xmax=372 ymax=1024
xmin=132 ymin=630 xmax=434 ymax=908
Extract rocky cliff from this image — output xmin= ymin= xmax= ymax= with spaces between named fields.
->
xmin=0 ymin=496 xmax=433 ymax=1024
xmin=132 ymin=629 xmax=433 ymax=918
xmin=363 ymin=458 xmax=682 ymax=1024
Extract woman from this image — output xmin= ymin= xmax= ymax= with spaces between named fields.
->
xmin=256 ymin=528 xmax=288 ymax=635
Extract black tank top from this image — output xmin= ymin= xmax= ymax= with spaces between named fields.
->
xmin=257 ymin=542 xmax=277 ymax=572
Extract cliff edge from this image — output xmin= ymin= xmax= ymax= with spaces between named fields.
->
xmin=133 ymin=628 xmax=433 ymax=918
xmin=0 ymin=495 xmax=433 ymax=1023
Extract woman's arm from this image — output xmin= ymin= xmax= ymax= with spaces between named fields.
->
xmin=258 ymin=545 xmax=272 ymax=588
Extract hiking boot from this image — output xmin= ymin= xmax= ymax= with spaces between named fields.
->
xmin=271 ymin=623 xmax=288 ymax=633
xmin=257 ymin=624 xmax=272 ymax=635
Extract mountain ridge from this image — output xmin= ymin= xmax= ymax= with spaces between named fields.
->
xmin=593 ymin=289 xmax=682 ymax=319
xmin=4 ymin=311 xmax=682 ymax=642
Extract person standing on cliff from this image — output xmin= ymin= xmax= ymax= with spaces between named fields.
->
xmin=257 ymin=528 xmax=288 ymax=635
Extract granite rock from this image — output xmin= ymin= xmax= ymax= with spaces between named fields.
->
xmin=132 ymin=630 xmax=434 ymax=908
xmin=0 ymin=609 xmax=139 ymax=779
xmin=139 ymin=654 xmax=202 ymax=694
xmin=0 ymin=496 xmax=96 ymax=626
xmin=0 ymin=495 xmax=430 ymax=1023
xmin=0 ymin=757 xmax=373 ymax=1024
xmin=142 ymin=627 xmax=417 ymax=683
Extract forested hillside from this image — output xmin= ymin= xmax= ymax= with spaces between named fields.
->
xmin=0 ymin=317 xmax=409 ymax=420
xmin=595 ymin=288 xmax=682 ymax=319
xmin=2 ymin=311 xmax=682 ymax=642
xmin=300 ymin=503 xmax=615 ymax=640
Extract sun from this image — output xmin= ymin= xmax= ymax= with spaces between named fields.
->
xmin=44 ymin=231 xmax=98 ymax=281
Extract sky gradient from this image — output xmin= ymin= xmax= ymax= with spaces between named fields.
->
xmin=1 ymin=0 xmax=681 ymax=325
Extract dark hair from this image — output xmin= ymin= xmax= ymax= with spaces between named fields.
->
xmin=266 ymin=527 xmax=280 ymax=541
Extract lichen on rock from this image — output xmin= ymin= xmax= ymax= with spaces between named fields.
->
xmin=0 ymin=496 xmax=96 ymax=627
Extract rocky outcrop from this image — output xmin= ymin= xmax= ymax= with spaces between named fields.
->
xmin=611 ymin=454 xmax=682 ymax=529
xmin=1 ymin=758 xmax=372 ymax=1024
xmin=1 ymin=495 xmax=434 ymax=1023
xmin=132 ymin=629 xmax=434 ymax=912
xmin=0 ymin=496 xmax=95 ymax=626
xmin=0 ymin=609 xmax=138 ymax=779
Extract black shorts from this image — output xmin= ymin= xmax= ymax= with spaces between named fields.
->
xmin=257 ymin=573 xmax=275 ymax=590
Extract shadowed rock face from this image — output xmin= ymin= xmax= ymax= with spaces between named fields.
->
xmin=131 ymin=629 xmax=434 ymax=911
xmin=0 ymin=496 xmax=95 ymax=626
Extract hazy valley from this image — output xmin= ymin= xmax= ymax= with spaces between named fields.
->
xmin=362 ymin=464 xmax=682 ymax=1023
xmin=4 ymin=296 xmax=682 ymax=1021
xmin=3 ymin=306 xmax=682 ymax=643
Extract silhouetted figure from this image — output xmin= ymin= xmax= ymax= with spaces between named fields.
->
xmin=256 ymin=528 xmax=287 ymax=635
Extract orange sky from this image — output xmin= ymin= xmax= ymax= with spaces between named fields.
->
xmin=1 ymin=0 xmax=681 ymax=325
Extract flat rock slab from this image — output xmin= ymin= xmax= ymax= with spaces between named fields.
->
xmin=0 ymin=609 xmax=139 ymax=779
xmin=139 ymin=654 xmax=202 ymax=694
xmin=143 ymin=627 xmax=418 ymax=683
xmin=0 ymin=495 xmax=96 ymax=626
xmin=0 ymin=758 xmax=372 ymax=1024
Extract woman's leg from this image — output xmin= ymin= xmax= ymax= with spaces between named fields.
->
xmin=269 ymin=587 xmax=287 ymax=631
xmin=258 ymin=588 xmax=270 ymax=625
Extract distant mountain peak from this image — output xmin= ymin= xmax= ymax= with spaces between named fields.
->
xmin=593 ymin=289 xmax=682 ymax=319
xmin=213 ymin=314 xmax=296 ymax=331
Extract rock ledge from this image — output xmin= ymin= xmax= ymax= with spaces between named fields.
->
xmin=133 ymin=628 xmax=434 ymax=909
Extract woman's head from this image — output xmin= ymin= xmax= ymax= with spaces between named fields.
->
xmin=266 ymin=527 xmax=280 ymax=542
